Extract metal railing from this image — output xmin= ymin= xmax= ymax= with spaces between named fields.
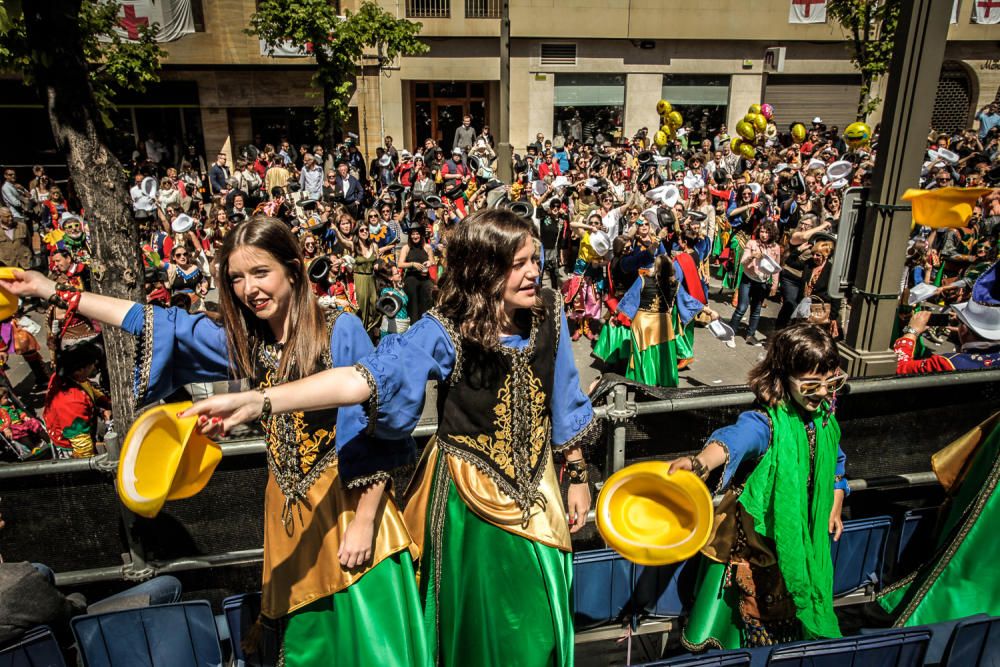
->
xmin=465 ymin=0 xmax=501 ymax=18
xmin=406 ymin=0 xmax=450 ymax=18
xmin=2 ymin=369 xmax=995 ymax=587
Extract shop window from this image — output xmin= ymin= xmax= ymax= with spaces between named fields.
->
xmin=660 ymin=74 xmax=730 ymax=146
xmin=553 ymin=74 xmax=625 ymax=145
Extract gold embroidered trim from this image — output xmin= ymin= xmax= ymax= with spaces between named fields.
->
xmin=353 ymin=363 xmax=378 ymax=436
xmin=706 ymin=439 xmax=731 ymax=494
xmin=552 ymin=289 xmax=564 ymax=355
xmin=553 ymin=414 xmax=600 ymax=453
xmin=345 ymin=470 xmax=391 ymax=490
xmin=133 ymin=304 xmax=155 ymax=409
xmin=424 ymin=309 xmax=464 ymax=386
xmin=680 ymin=634 xmax=724 ymax=653
xmin=428 ymin=452 xmax=450 ymax=653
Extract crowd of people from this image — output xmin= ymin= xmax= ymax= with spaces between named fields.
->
xmin=0 ymin=103 xmax=996 ymax=463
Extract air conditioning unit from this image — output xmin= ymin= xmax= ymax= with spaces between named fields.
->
xmin=764 ymin=46 xmax=786 ymax=73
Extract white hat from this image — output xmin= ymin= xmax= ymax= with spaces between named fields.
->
xmin=652 ymin=155 xmax=670 ymax=166
xmin=452 ymin=147 xmax=463 ymax=155
xmin=826 ymin=160 xmax=853 ymax=181
xmin=683 ymin=173 xmax=705 ymax=190
xmin=647 ymin=184 xmax=680 ymax=208
xmin=141 ymin=176 xmax=158 ymax=197
xmin=640 ymin=207 xmax=661 ymax=230
xmin=171 ymin=214 xmax=194 ymax=234
xmin=400 ymin=150 xmax=412 ymax=159
xmin=807 ymin=158 xmax=826 ymax=172
xmin=584 ymin=178 xmax=601 ymax=192
xmin=378 ymin=154 xmax=392 ymax=167
xmin=951 ymin=260 xmax=1000 ymax=341
xmin=59 ymin=212 xmax=82 ymax=227
xmin=774 ymin=163 xmax=791 ymax=174
xmin=907 ymin=282 xmax=937 ymax=306
xmin=758 ymin=254 xmax=781 ymax=274
xmin=707 ymin=319 xmax=735 ymax=343
xmin=812 ymin=117 xmax=823 ymax=124
xmin=937 ymin=148 xmax=959 ymax=165
xmin=828 ymin=178 xmax=849 ymax=190
xmin=927 ymin=149 xmax=940 ymax=162
xmin=531 ymin=180 xmax=547 ymax=197
xmin=748 ymin=182 xmax=762 ymax=197
xmin=551 ymin=175 xmax=570 ymax=190
xmin=589 ymin=230 xmax=612 ymax=257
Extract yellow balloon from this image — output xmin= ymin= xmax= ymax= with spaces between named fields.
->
xmin=844 ymin=121 xmax=872 ymax=145
xmin=752 ymin=114 xmax=767 ymax=132
xmin=748 ymin=103 xmax=762 ymax=116
xmin=660 ymin=124 xmax=672 ymax=137
xmin=654 ymin=130 xmax=668 ymax=147
xmin=667 ymin=110 xmax=683 ymax=129
xmin=744 ymin=113 xmax=757 ymax=125
xmin=731 ymin=137 xmax=743 ymax=153
xmin=791 ymin=123 xmax=807 ymax=143
xmin=736 ymin=120 xmax=755 ymax=141
xmin=656 ymin=99 xmax=672 ymax=116
xmin=740 ymin=142 xmax=756 ymax=160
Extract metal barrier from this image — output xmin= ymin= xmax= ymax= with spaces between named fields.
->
xmin=0 ymin=369 xmax=997 ymax=589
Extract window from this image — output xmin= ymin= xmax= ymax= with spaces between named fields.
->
xmin=540 ymin=43 xmax=577 ymax=67
xmin=190 ymin=0 xmax=206 ymax=31
xmin=465 ymin=0 xmax=501 ymax=18
xmin=660 ymin=75 xmax=731 ymax=145
xmin=554 ymin=74 xmax=625 ymax=144
xmin=406 ymin=0 xmax=450 ymax=18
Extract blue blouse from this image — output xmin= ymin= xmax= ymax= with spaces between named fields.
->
xmin=357 ymin=309 xmax=595 ymax=447
xmin=706 ymin=410 xmax=850 ymax=495
xmin=119 ymin=303 xmax=408 ymax=482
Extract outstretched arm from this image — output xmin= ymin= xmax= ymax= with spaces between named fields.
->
xmin=0 ymin=270 xmax=135 ymax=327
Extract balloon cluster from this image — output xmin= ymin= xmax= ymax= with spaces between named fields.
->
xmin=653 ymin=99 xmax=684 ymax=148
xmin=843 ymin=121 xmax=872 ymax=151
xmin=731 ymin=103 xmax=774 ymax=160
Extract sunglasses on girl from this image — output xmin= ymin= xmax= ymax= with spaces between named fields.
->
xmin=789 ymin=372 xmax=848 ymax=396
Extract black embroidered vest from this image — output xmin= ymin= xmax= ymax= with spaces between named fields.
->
xmin=431 ymin=288 xmax=559 ymax=522
xmin=254 ymin=310 xmax=342 ymax=526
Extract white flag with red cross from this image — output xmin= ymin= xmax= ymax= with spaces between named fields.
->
xmin=973 ymin=0 xmax=1000 ymax=23
xmin=789 ymin=0 xmax=827 ymax=23
xmin=114 ymin=0 xmax=195 ymax=42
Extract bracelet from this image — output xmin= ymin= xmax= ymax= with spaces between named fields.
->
xmin=565 ymin=458 xmax=589 ymax=485
xmin=688 ymin=455 xmax=708 ymax=480
xmin=902 ymin=326 xmax=919 ymax=336
xmin=258 ymin=388 xmax=272 ymax=422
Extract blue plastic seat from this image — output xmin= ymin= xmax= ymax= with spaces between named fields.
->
xmin=895 ymin=507 xmax=938 ymax=575
xmin=767 ymin=627 xmax=930 ymax=666
xmin=222 ymin=593 xmax=279 ymax=667
xmin=939 ymin=615 xmax=1000 ymax=667
xmin=830 ymin=516 xmax=891 ymax=596
xmin=71 ymin=601 xmax=222 ymax=667
xmin=633 ymin=560 xmax=691 ymax=619
xmin=573 ymin=548 xmax=634 ymax=629
xmin=635 ymin=650 xmax=752 ymax=666
xmin=0 ymin=626 xmax=67 ymax=667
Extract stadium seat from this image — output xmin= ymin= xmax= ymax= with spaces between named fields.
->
xmin=573 ymin=548 xmax=634 ymax=630
xmin=222 ymin=593 xmax=279 ymax=667
xmin=938 ymin=615 xmax=1000 ymax=667
xmin=830 ymin=516 xmax=891 ymax=596
xmin=71 ymin=601 xmax=222 ymax=667
xmin=634 ymin=650 xmax=752 ymax=666
xmin=0 ymin=626 xmax=67 ymax=667
xmin=767 ymin=627 xmax=931 ymax=666
xmin=632 ymin=560 xmax=692 ymax=619
xmin=896 ymin=507 xmax=938 ymax=572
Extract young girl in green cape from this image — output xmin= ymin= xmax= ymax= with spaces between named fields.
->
xmin=667 ymin=322 xmax=850 ymax=649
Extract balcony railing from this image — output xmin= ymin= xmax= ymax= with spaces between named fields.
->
xmin=406 ymin=0 xmax=450 ymax=18
xmin=465 ymin=0 xmax=501 ymax=18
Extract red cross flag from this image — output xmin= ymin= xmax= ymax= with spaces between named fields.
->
xmin=974 ymin=0 xmax=1000 ymax=24
xmin=114 ymin=0 xmax=195 ymax=43
xmin=789 ymin=0 xmax=827 ymax=23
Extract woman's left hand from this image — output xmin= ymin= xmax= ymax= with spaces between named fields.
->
xmin=339 ymin=516 xmax=375 ymax=569
xmin=829 ymin=488 xmax=845 ymax=542
xmin=566 ymin=483 xmax=592 ymax=534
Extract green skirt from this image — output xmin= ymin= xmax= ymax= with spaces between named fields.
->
xmin=720 ymin=236 xmax=745 ymax=291
xmin=625 ymin=336 xmax=679 ymax=387
xmin=593 ymin=321 xmax=631 ymax=364
xmin=682 ymin=560 xmax=743 ymax=651
xmin=673 ymin=310 xmax=695 ymax=362
xmin=879 ymin=419 xmax=1000 ymax=626
xmin=422 ymin=469 xmax=575 ymax=666
xmin=282 ymin=554 xmax=429 ymax=667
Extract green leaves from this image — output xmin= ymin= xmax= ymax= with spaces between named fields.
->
xmin=827 ymin=0 xmax=902 ymax=120
xmin=0 ymin=0 xmax=163 ymax=127
xmin=248 ymin=0 xmax=427 ymax=141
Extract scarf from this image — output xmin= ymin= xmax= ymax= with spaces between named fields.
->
xmin=739 ymin=401 xmax=842 ymax=640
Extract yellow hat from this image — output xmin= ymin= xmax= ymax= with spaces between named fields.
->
xmin=117 ymin=402 xmax=222 ymax=518
xmin=596 ymin=462 xmax=713 ymax=566
xmin=902 ymin=187 xmax=992 ymax=229
xmin=0 ymin=267 xmax=22 ymax=321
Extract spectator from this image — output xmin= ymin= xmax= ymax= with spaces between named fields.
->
xmin=299 ymin=153 xmax=324 ymax=200
xmin=1 ymin=168 xmax=28 ymax=224
xmin=453 ymin=114 xmax=476 ymax=155
xmin=976 ymin=102 xmax=1000 ymax=141
xmin=333 ymin=160 xmax=364 ymax=217
xmin=0 ymin=207 xmax=33 ymax=269
xmin=208 ymin=152 xmax=230 ymax=196
xmin=43 ymin=341 xmax=111 ymax=459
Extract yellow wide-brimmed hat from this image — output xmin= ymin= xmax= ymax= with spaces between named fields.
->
xmin=117 ymin=402 xmax=222 ymax=518
xmin=0 ymin=267 xmax=23 ymax=321
xmin=596 ymin=461 xmax=713 ymax=566
xmin=902 ymin=187 xmax=992 ymax=229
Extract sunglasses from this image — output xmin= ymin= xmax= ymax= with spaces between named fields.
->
xmin=173 ymin=252 xmax=188 ymax=258
xmin=790 ymin=372 xmax=848 ymax=396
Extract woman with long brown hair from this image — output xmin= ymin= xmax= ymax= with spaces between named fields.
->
xmin=183 ymin=209 xmax=598 ymax=667
xmin=0 ymin=217 xmax=427 ymax=667
xmin=351 ymin=212 xmax=381 ymax=334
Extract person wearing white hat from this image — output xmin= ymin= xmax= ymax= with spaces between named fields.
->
xmin=894 ymin=260 xmax=1000 ymax=374
xmin=728 ymin=220 xmax=782 ymax=346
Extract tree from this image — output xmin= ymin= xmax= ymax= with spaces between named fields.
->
xmin=827 ymin=0 xmax=902 ymax=122
xmin=0 ymin=0 xmax=164 ymax=429
xmin=249 ymin=0 xmax=428 ymax=152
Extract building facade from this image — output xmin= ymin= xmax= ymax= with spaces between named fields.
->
xmin=2 ymin=0 xmax=998 ymax=170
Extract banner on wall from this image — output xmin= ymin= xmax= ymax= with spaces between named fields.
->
xmin=788 ymin=0 xmax=827 ymax=24
xmin=973 ymin=0 xmax=1000 ymax=24
xmin=113 ymin=0 xmax=195 ymax=42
